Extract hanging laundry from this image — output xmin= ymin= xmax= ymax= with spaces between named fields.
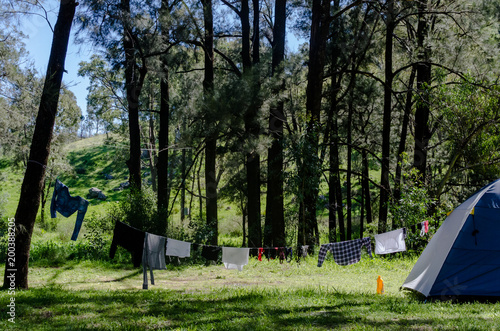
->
xmin=419 ymin=220 xmax=429 ymax=236
xmin=166 ymin=238 xmax=191 ymax=258
xmin=222 ymin=247 xmax=250 ymax=271
xmin=109 ymin=221 xmax=145 ymax=267
xmin=301 ymin=245 xmax=309 ymax=258
xmin=278 ymin=247 xmax=286 ymax=264
xmin=374 ymin=228 xmax=407 ymax=255
xmin=258 ymin=248 xmax=264 ymax=261
xmin=317 ymin=237 xmax=372 ymax=267
xmin=201 ymin=245 xmax=221 ymax=261
xmin=264 ymin=247 xmax=278 ymax=260
xmin=142 ymin=232 xmax=166 ymax=289
xmin=50 ymin=179 xmax=89 ymax=241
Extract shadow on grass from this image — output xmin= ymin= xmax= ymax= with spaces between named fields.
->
xmin=2 ymin=287 xmax=484 ymax=330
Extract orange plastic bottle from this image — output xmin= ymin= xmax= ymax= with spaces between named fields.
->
xmin=377 ymin=275 xmax=384 ymax=294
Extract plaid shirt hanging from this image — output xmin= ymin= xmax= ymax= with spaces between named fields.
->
xmin=317 ymin=237 xmax=372 ymax=267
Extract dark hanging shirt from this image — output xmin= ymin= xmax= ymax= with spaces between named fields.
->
xmin=109 ymin=221 xmax=145 ymax=267
xmin=201 ymin=245 xmax=221 ymax=261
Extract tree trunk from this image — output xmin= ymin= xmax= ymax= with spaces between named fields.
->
xmin=3 ymin=0 xmax=77 ymax=289
xmin=122 ymin=0 xmax=145 ymax=191
xmin=181 ymin=147 xmax=186 ymax=222
xmin=157 ymin=0 xmax=172 ymax=234
xmin=299 ymin=0 xmax=330 ymax=247
xmin=362 ymin=150 xmax=372 ymax=227
xmin=202 ymin=0 xmax=218 ymax=246
xmin=39 ymin=174 xmax=52 ymax=226
xmin=157 ymin=63 xmax=169 ymax=234
xmin=148 ymin=112 xmax=158 ymax=193
xmin=394 ymin=66 xmax=416 ymax=204
xmin=242 ymin=0 xmax=262 ymax=248
xmin=264 ymin=0 xmax=286 ymax=247
xmin=413 ymin=0 xmax=431 ymax=182
xmin=346 ymin=77 xmax=354 ymax=240
xmin=378 ymin=0 xmax=395 ymax=234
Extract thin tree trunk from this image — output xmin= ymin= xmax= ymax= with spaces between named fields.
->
xmin=157 ymin=70 xmax=169 ymax=234
xmin=3 ymin=0 xmax=77 ymax=289
xmin=359 ymin=174 xmax=364 ymax=238
xmin=378 ymin=0 xmax=395 ymax=234
xmin=413 ymin=0 xmax=431 ymax=182
xmin=39 ymin=173 xmax=53 ymax=226
xmin=264 ymin=0 xmax=286 ymax=247
xmin=394 ymin=66 xmax=416 ymax=205
xmin=122 ymin=0 xmax=145 ymax=191
xmin=330 ymin=85 xmax=345 ymax=242
xmin=346 ymin=79 xmax=354 ymax=240
xmin=148 ymin=112 xmax=158 ymax=193
xmin=299 ymin=0 xmax=330 ymax=246
xmin=181 ymin=147 xmax=186 ymax=222
xmin=202 ymin=0 xmax=217 ymax=245
xmin=362 ymin=149 xmax=372 ymax=226
xmin=197 ymin=157 xmax=203 ymax=223
xmin=328 ymin=0 xmax=342 ymax=243
xmin=242 ymin=0 xmax=262 ymax=248
xmin=328 ymin=175 xmax=337 ymax=242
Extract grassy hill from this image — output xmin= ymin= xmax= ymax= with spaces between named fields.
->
xmin=1 ymin=134 xmax=246 ymax=246
xmin=1 ymin=135 xmax=138 ymax=241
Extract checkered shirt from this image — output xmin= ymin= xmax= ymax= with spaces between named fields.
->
xmin=317 ymin=237 xmax=372 ymax=267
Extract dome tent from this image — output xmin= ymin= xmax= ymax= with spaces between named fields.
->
xmin=402 ymin=179 xmax=500 ymax=300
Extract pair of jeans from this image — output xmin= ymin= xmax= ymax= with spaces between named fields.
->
xmin=50 ymin=179 xmax=89 ymax=241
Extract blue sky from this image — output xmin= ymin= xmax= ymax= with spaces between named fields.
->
xmin=22 ymin=0 xmax=91 ymax=116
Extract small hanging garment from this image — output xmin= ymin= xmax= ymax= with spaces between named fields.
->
xmin=50 ymin=179 xmax=89 ymax=241
xmin=109 ymin=221 xmax=145 ymax=267
xmin=419 ymin=220 xmax=429 ymax=236
xmin=278 ymin=247 xmax=286 ymax=264
xmin=258 ymin=248 xmax=264 ymax=261
xmin=222 ymin=247 xmax=250 ymax=271
xmin=165 ymin=238 xmax=191 ymax=258
xmin=201 ymin=245 xmax=221 ymax=261
xmin=142 ymin=232 xmax=167 ymax=289
xmin=317 ymin=237 xmax=372 ymax=267
xmin=301 ymin=245 xmax=309 ymax=257
xmin=374 ymin=228 xmax=407 ymax=255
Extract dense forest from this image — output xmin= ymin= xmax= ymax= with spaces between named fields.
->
xmin=1 ymin=0 xmax=500 ymax=288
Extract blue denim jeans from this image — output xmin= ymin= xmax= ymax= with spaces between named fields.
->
xmin=50 ymin=179 xmax=89 ymax=241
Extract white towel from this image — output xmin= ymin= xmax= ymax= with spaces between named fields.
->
xmin=222 ymin=247 xmax=250 ymax=271
xmin=166 ymin=238 xmax=191 ymax=258
xmin=374 ymin=228 xmax=406 ymax=255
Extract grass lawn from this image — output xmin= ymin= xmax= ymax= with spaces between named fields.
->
xmin=1 ymin=256 xmax=500 ymax=330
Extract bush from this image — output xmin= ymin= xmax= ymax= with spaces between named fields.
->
xmin=389 ymin=166 xmax=435 ymax=253
xmin=116 ymin=187 xmax=166 ymax=235
xmin=82 ymin=211 xmax=115 ymax=257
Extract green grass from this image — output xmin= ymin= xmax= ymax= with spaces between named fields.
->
xmin=1 ymin=257 xmax=500 ymax=330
